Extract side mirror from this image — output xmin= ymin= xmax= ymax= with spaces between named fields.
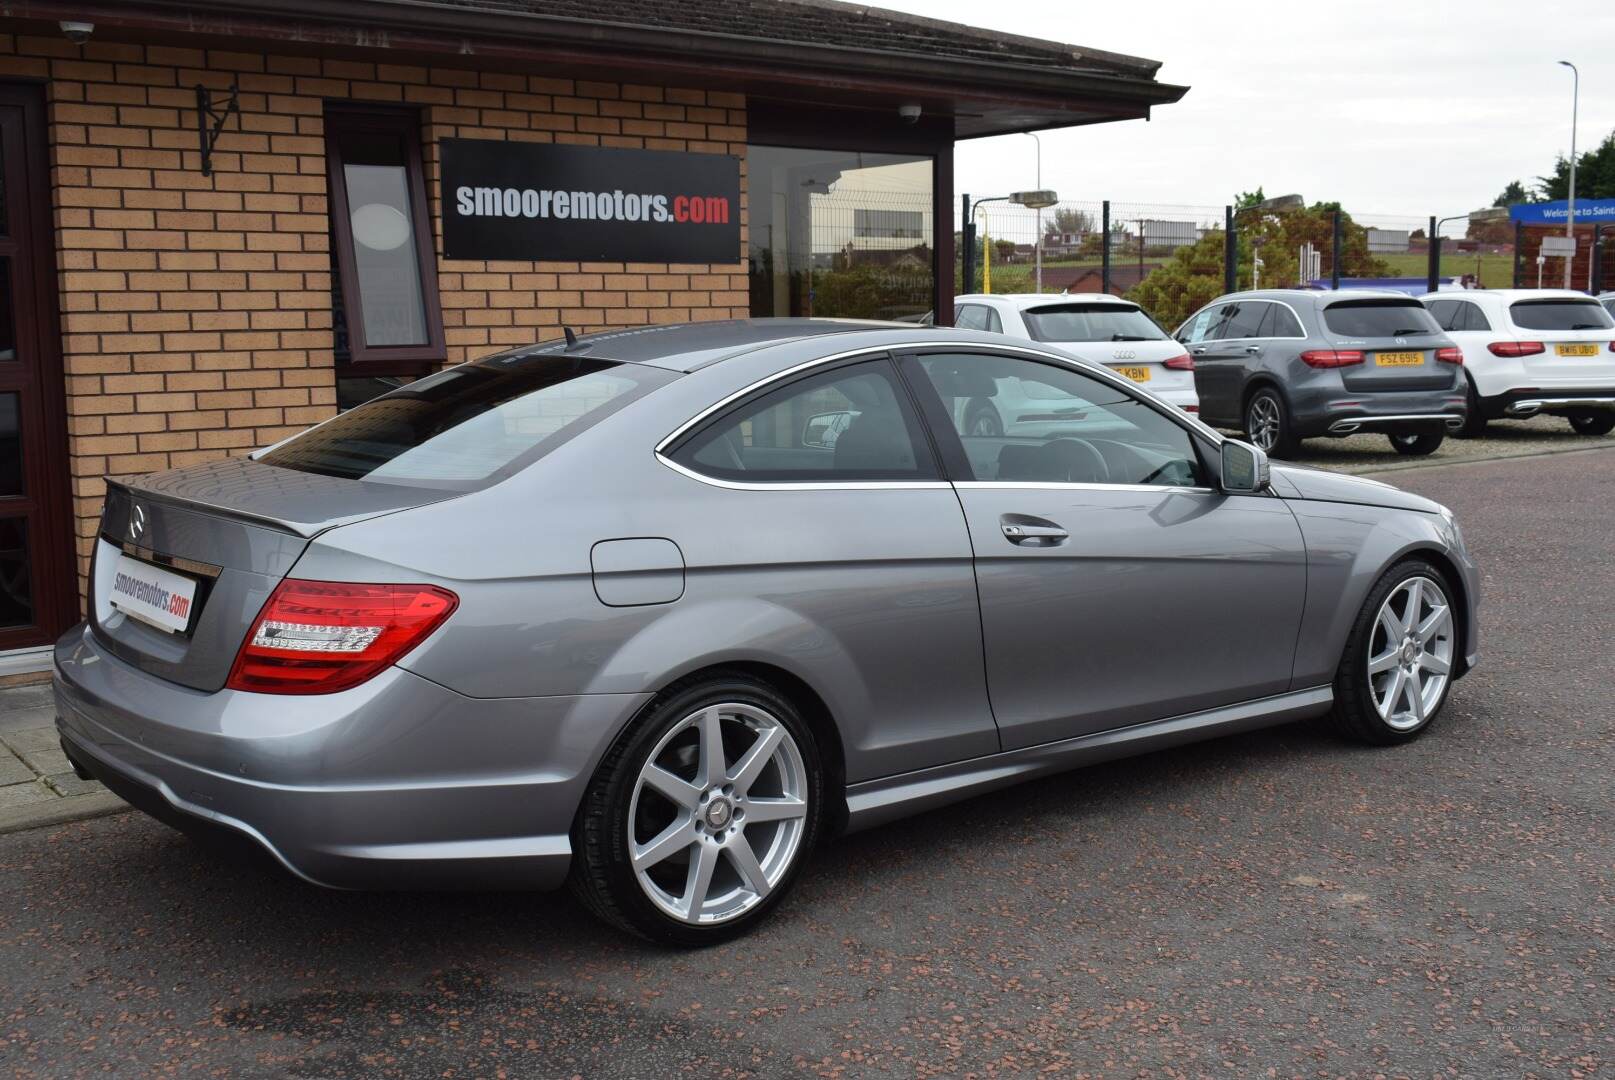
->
xmin=1220 ymin=439 xmax=1270 ymax=493
xmin=802 ymin=410 xmax=856 ymax=450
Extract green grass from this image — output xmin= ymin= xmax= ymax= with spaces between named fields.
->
xmin=1378 ymin=252 xmax=1516 ymax=288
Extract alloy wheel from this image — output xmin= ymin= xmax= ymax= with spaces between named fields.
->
xmin=1247 ymin=394 xmax=1281 ymax=451
xmin=1366 ymin=575 xmax=1454 ymax=731
xmin=627 ymin=702 xmax=809 ymax=925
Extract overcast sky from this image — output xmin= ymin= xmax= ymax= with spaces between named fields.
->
xmin=874 ymin=0 xmax=1615 ymax=229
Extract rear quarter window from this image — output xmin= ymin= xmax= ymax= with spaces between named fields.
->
xmin=1508 ymin=299 xmax=1615 ymax=332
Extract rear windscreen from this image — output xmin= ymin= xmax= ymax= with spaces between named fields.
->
xmin=1509 ymin=299 xmax=1615 ymax=332
xmin=1021 ymin=304 xmax=1168 ymax=342
xmin=259 ymin=352 xmax=674 ymax=488
xmin=1321 ymin=300 xmax=1442 ymax=338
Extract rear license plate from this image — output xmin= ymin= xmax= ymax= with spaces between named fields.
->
xmin=1110 ymin=365 xmax=1151 ymax=382
xmin=1375 ymin=352 xmax=1423 ymax=367
xmin=108 ymin=553 xmax=197 ymax=633
xmin=1555 ymin=343 xmax=1599 ymax=357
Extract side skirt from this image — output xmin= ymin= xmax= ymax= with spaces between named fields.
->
xmin=843 ymin=686 xmax=1333 ymax=832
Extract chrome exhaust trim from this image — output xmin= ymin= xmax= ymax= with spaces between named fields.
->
xmin=1505 ymin=397 xmax=1615 ymax=417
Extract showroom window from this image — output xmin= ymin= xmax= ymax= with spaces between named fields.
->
xmin=747 ymin=145 xmax=934 ymax=323
xmin=325 ymin=104 xmax=444 ymax=400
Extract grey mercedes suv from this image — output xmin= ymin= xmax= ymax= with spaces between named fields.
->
xmin=54 ymin=320 xmax=1479 ymax=944
xmin=1177 ymin=290 xmax=1469 ymax=457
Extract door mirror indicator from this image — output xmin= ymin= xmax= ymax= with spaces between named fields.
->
xmin=1221 ymin=440 xmax=1270 ymax=494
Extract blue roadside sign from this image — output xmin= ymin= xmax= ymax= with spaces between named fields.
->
xmin=1508 ymin=199 xmax=1615 ymax=225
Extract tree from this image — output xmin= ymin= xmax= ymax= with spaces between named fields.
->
xmin=1536 ymin=129 xmax=1615 ymax=201
xmin=1043 ymin=206 xmax=1094 ymax=239
xmin=1234 ymin=187 xmax=1266 ymax=211
xmin=1493 ymin=180 xmax=1529 ymax=208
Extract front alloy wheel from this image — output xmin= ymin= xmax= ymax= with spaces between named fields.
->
xmin=570 ymin=675 xmax=821 ymax=944
xmin=1328 ymin=562 xmax=1457 ymax=744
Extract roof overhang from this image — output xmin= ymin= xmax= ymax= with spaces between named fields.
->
xmin=9 ymin=0 xmax=1188 ymax=139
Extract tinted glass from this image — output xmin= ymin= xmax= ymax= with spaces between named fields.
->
xmin=339 ymin=131 xmax=429 ymax=347
xmin=0 ymin=517 xmax=28 ymax=629
xmin=911 ymin=352 xmax=1204 ymax=487
xmin=1509 ymin=299 xmax=1615 ymax=331
xmin=672 ymin=359 xmax=934 ymax=483
xmin=1022 ymin=303 xmax=1167 ymax=342
xmin=1425 ymin=299 xmax=1458 ymax=330
xmin=1321 ymin=300 xmax=1442 ymax=337
xmin=0 ymin=393 xmax=18 ymax=496
xmin=1218 ymin=302 xmax=1267 ymax=340
xmin=261 ymin=353 xmax=672 ymax=487
xmin=1268 ymin=303 xmax=1304 ymax=337
xmin=1456 ymin=301 xmax=1491 ymax=332
xmin=955 ymin=304 xmax=993 ymax=332
xmin=1178 ymin=305 xmax=1224 ymax=344
xmin=1603 ymin=298 xmax=1615 ymax=317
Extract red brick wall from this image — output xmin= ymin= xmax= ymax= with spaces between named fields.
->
xmin=0 ymin=30 xmax=749 ymax=590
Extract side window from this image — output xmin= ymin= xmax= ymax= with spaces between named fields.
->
xmin=907 ymin=352 xmax=1205 ymax=488
xmin=669 ymin=359 xmax=936 ymax=483
xmin=1455 ymin=302 xmax=1491 ymax=332
xmin=955 ymin=304 xmax=1000 ymax=333
xmin=984 ymin=306 xmax=1003 ymax=333
xmin=1426 ymin=300 xmax=1457 ymax=330
xmin=1268 ymin=304 xmax=1304 ymax=338
xmin=1219 ymin=302 xmax=1267 ymax=340
xmin=1179 ymin=305 xmax=1222 ymax=344
xmin=1253 ymin=303 xmax=1276 ymax=339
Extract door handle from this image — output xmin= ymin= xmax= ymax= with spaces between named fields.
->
xmin=1001 ymin=522 xmax=1068 ymax=544
xmin=1244 ymin=345 xmax=1262 ymax=354
xmin=1191 ymin=346 xmax=1208 ymax=355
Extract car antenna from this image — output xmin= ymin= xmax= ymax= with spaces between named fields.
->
xmin=563 ymin=326 xmax=578 ymax=349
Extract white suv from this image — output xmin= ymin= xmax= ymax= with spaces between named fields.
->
xmin=1420 ymin=289 xmax=1615 ymax=436
xmin=953 ymin=293 xmax=1199 ymax=413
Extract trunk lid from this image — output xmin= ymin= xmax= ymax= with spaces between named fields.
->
xmin=1507 ymin=298 xmax=1615 ymax=387
xmin=91 ymin=458 xmax=461 ymax=692
xmin=1320 ymin=297 xmax=1457 ymax=392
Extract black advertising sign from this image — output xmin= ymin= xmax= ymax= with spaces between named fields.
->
xmin=440 ymin=139 xmax=741 ymax=263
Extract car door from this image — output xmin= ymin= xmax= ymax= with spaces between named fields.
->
xmin=1435 ymin=298 xmax=1494 ymax=373
xmin=897 ymin=347 xmax=1308 ymax=750
xmin=1193 ymin=301 xmax=1268 ymax=423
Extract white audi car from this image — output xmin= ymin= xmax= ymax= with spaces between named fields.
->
xmin=1420 ymin=289 xmax=1615 ymax=436
xmin=953 ymin=293 xmax=1199 ymax=414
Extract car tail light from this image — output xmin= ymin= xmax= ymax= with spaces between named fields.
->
xmin=1435 ymin=347 xmax=1464 ymax=365
xmin=226 ymin=580 xmax=458 ymax=695
xmin=1300 ymin=349 xmax=1365 ymax=369
xmin=1487 ymin=341 xmax=1544 ymax=357
xmin=1162 ymin=353 xmax=1194 ymax=371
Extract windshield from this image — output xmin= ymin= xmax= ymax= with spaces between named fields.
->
xmin=1021 ymin=303 xmax=1168 ymax=342
xmin=1321 ymin=300 xmax=1442 ymax=338
xmin=1509 ymin=299 xmax=1615 ymax=332
xmin=259 ymin=352 xmax=674 ymax=488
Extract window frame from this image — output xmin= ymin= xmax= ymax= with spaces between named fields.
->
xmin=893 ymin=345 xmax=1219 ymax=492
xmin=325 ymin=103 xmax=446 ymax=373
xmin=660 ymin=353 xmax=943 ymax=489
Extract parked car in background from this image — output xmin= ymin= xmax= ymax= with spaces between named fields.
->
xmin=54 ymin=320 xmax=1478 ymax=945
xmin=953 ymin=293 xmax=1198 ymax=413
xmin=1174 ymin=290 xmax=1467 ymax=458
xmin=1420 ymin=289 xmax=1615 ymax=436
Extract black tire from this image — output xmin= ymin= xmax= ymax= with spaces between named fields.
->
xmin=1568 ymin=412 xmax=1615 ymax=436
xmin=1244 ymin=386 xmax=1300 ymax=458
xmin=569 ymin=672 xmax=823 ymax=946
xmin=1456 ymin=378 xmax=1488 ymax=438
xmin=1327 ymin=559 xmax=1457 ymax=746
xmin=963 ymin=398 xmax=1002 ymax=437
xmin=1387 ymin=431 xmax=1444 ymax=456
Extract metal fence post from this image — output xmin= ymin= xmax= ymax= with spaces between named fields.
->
xmin=1426 ymin=214 xmax=1439 ymax=294
xmin=1330 ymin=211 xmax=1342 ymax=290
xmin=1101 ymin=200 xmax=1111 ymax=295
xmin=1513 ymin=221 xmax=1523 ymax=288
xmin=1593 ymin=225 xmax=1605 ymax=294
xmin=960 ymin=194 xmax=973 ymax=296
xmin=1224 ymin=205 xmax=1236 ymax=294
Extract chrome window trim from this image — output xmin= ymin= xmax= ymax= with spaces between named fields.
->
xmin=654 ymin=339 xmax=1227 ymax=492
xmin=1213 ymin=300 xmax=1310 ymax=343
xmin=955 ymin=481 xmax=1219 ymax=495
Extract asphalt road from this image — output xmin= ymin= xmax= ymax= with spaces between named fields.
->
xmin=3 ymin=448 xmax=1613 ymax=1079
xmin=1259 ymin=413 xmax=1613 ymax=475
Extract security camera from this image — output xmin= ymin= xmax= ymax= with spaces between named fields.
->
xmin=59 ymin=21 xmax=94 ymax=44
xmin=898 ymin=103 xmax=922 ymax=125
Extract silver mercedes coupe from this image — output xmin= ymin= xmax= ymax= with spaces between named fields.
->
xmin=54 ymin=320 xmax=1479 ymax=944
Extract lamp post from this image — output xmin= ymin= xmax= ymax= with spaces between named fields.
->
xmin=1429 ymin=207 xmax=1509 ymax=292
xmin=1226 ymin=193 xmax=1304 ymax=292
xmin=1558 ymin=60 xmax=1578 ymax=289
xmin=1024 ymin=132 xmax=1043 ymax=292
xmin=971 ymin=188 xmax=1059 ymax=295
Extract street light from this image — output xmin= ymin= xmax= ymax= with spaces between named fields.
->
xmin=970 ymin=189 xmax=1060 ymax=295
xmin=1558 ymin=60 xmax=1578 ymax=289
xmin=1225 ymin=193 xmax=1304 ymax=292
xmin=1023 ymin=132 xmax=1043 ymax=292
xmin=1427 ymin=207 xmax=1509 ymax=292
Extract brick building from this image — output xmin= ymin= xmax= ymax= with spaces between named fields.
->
xmin=0 ymin=0 xmax=1184 ymax=673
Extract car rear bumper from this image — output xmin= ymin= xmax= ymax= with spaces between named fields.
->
xmin=1296 ymin=387 xmax=1467 ymax=439
xmin=1324 ymin=412 xmax=1465 ymax=436
xmin=1496 ymin=392 xmax=1615 ymax=417
xmin=52 ymin=622 xmax=650 ymax=891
